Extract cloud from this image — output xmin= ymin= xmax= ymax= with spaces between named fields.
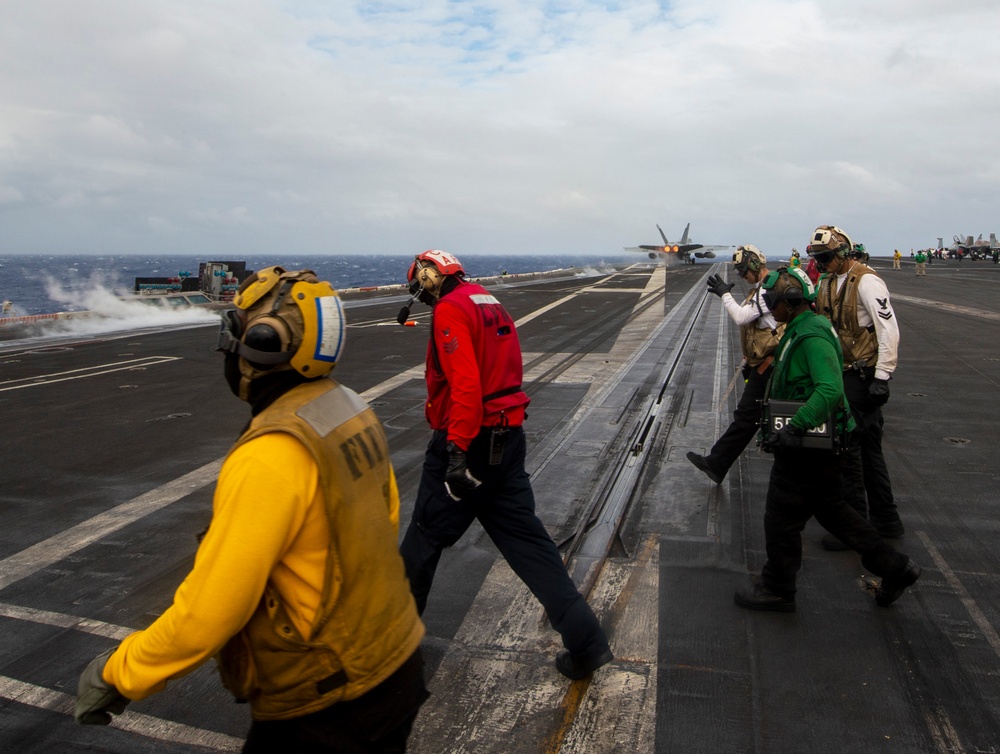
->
xmin=1 ymin=0 xmax=999 ymax=257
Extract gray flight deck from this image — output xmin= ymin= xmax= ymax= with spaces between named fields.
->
xmin=1 ymin=258 xmax=999 ymax=752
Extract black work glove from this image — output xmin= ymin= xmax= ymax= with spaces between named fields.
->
xmin=76 ymin=648 xmax=129 ymax=725
xmin=445 ymin=442 xmax=482 ymax=501
xmin=869 ymin=378 xmax=890 ymax=407
xmin=706 ymin=274 xmax=735 ymax=298
xmin=762 ymin=423 xmax=805 ymax=452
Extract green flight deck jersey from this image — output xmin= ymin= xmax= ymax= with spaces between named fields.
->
xmin=769 ymin=309 xmax=857 ymax=436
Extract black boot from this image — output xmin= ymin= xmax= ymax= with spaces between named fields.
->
xmin=734 ymin=582 xmax=795 ymax=612
xmin=686 ymin=452 xmax=724 ymax=484
xmin=875 ymin=559 xmax=921 ymax=607
xmin=555 ymin=647 xmax=614 ymax=680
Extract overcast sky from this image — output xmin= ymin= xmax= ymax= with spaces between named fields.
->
xmin=2 ymin=1 xmax=998 ymax=259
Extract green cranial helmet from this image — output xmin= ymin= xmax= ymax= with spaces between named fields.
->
xmin=761 ymin=266 xmax=817 ymax=309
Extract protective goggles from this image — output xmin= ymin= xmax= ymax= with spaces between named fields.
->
xmin=807 ymin=226 xmax=850 ymax=264
xmin=733 ymin=256 xmax=752 ymax=277
xmin=761 ymin=269 xmax=783 ymax=310
xmin=761 ymin=289 xmax=787 ymax=310
xmin=216 ymin=309 xmax=244 ymax=354
xmin=807 ymin=248 xmax=837 ymax=266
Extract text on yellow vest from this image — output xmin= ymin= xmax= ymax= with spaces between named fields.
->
xmin=215 ymin=378 xmax=424 ymax=720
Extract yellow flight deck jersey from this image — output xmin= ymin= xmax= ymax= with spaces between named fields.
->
xmin=103 ymin=380 xmax=424 ymax=720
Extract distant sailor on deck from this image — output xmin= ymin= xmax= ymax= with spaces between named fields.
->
xmin=688 ymin=245 xmax=783 ymax=484
xmin=398 ymin=249 xmax=614 ymax=681
xmin=75 ymin=267 xmax=427 ymax=752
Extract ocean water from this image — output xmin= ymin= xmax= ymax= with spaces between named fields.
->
xmin=0 ymin=253 xmax=631 ymax=317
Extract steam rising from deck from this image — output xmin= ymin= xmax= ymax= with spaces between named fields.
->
xmin=39 ymin=273 xmax=220 ymax=336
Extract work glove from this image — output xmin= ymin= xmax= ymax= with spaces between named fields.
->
xmin=762 ymin=423 xmax=805 ymax=452
xmin=75 ymin=648 xmax=129 ymax=725
xmin=869 ymin=378 xmax=890 ymax=407
xmin=445 ymin=442 xmax=482 ymax=501
xmin=706 ymin=274 xmax=735 ymax=298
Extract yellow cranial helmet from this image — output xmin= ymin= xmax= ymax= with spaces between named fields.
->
xmin=218 ymin=266 xmax=346 ymax=398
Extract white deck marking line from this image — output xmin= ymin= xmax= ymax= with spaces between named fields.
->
xmin=0 ymin=356 xmax=182 ymax=392
xmin=558 ymin=537 xmax=659 ymax=753
xmin=359 ymin=273 xmax=633 ymax=401
xmin=0 ymin=459 xmax=222 ymax=591
xmin=359 ymin=366 xmax=425 ymax=403
xmin=916 ymin=530 xmax=1000 ymax=659
xmin=0 ymin=602 xmax=133 ymax=640
xmin=893 ymin=293 xmax=1000 ymax=322
xmin=1 ymin=275 xmax=618 ymax=587
xmin=512 ymin=289 xmax=590 ymax=328
xmin=0 ymin=675 xmax=243 ymax=751
xmin=0 ymin=270 xmax=644 ymax=751
xmin=711 ymin=299 xmax=727 ymax=430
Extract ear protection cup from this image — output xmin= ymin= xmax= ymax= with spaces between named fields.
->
xmin=407 ymin=254 xmax=455 ymax=304
xmin=242 ymin=315 xmax=293 ymax=370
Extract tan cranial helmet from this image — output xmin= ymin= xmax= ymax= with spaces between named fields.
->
xmin=807 ymin=225 xmax=854 ymax=257
xmin=216 ymin=266 xmax=346 ymax=400
xmin=733 ymin=244 xmax=766 ymax=275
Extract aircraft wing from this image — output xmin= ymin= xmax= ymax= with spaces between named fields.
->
xmin=626 ymin=224 xmax=732 ymax=263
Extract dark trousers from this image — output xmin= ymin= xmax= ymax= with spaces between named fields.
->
xmin=705 ymin=363 xmax=771 ymax=476
xmin=242 ymin=648 xmax=429 ymax=754
xmin=399 ymin=427 xmax=609 ymax=657
xmin=840 ymin=370 xmax=902 ymax=534
xmin=761 ymin=448 xmax=909 ymax=597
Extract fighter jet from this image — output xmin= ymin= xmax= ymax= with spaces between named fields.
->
xmin=624 ymin=223 xmax=732 ymax=265
xmin=939 ymin=233 xmax=998 ymax=259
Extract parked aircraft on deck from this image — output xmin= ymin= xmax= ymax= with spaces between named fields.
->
xmin=624 ymin=223 xmax=732 ymax=265
xmin=938 ymin=233 xmax=999 ymax=259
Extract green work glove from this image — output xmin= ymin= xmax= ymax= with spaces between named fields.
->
xmin=75 ymin=648 xmax=129 ymax=725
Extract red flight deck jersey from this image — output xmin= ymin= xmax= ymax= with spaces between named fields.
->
xmin=425 ymin=281 xmax=529 ymax=450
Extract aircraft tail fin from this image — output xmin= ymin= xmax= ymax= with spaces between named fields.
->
xmin=680 ymin=223 xmax=691 ymax=245
xmin=656 ymin=224 xmax=669 ymax=245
